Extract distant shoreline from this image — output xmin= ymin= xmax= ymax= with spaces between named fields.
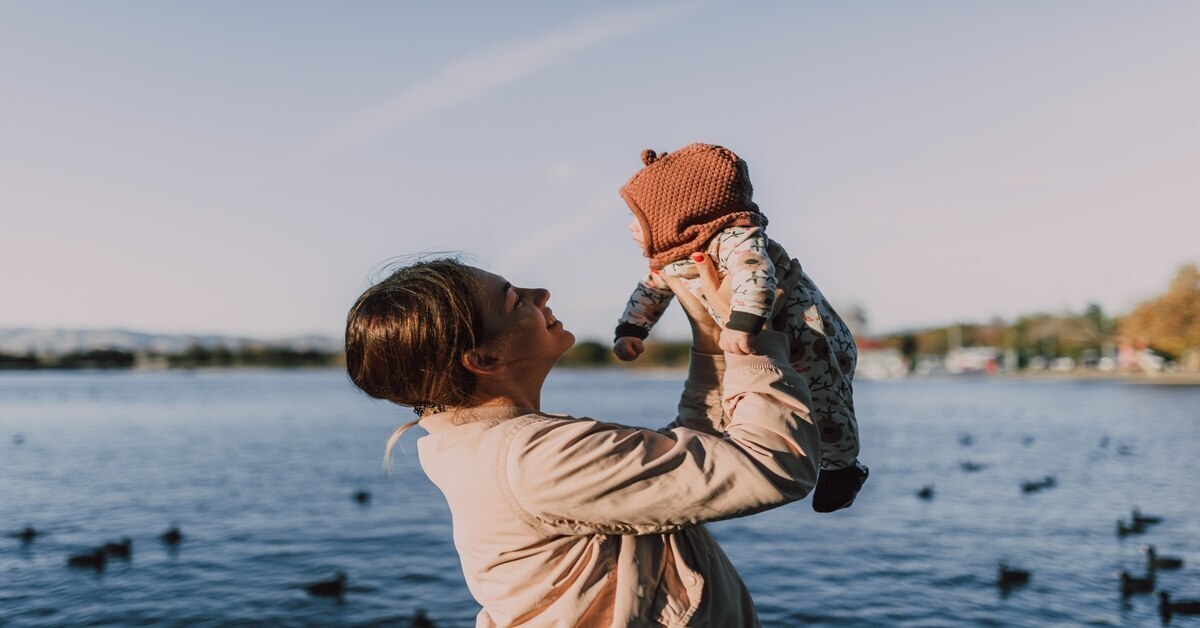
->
xmin=3 ymin=363 xmax=1198 ymax=386
xmin=998 ymin=370 xmax=1200 ymax=386
xmin=553 ymin=364 xmax=1200 ymax=385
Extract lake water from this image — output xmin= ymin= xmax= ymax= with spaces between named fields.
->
xmin=1 ymin=369 xmax=1198 ymax=627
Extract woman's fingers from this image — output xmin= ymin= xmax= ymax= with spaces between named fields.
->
xmin=691 ymin=253 xmax=731 ymax=323
xmin=692 ymin=253 xmax=721 ymax=299
xmin=663 ymin=274 xmax=711 ymax=325
xmin=662 ymin=273 xmax=723 ymax=355
xmin=662 ymin=252 xmax=738 ymax=354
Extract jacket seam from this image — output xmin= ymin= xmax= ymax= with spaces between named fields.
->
xmin=496 ymin=416 xmax=556 ymax=533
xmin=499 ymin=416 xmax=670 ymax=535
xmin=503 ymin=417 xmax=700 ymax=536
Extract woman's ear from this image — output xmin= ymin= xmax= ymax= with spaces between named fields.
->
xmin=462 ymin=348 xmax=506 ymax=376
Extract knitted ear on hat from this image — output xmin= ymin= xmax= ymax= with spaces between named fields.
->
xmin=619 ymin=143 xmax=765 ymax=269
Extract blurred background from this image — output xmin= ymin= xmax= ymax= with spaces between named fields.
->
xmin=2 ymin=2 xmax=1198 ymax=626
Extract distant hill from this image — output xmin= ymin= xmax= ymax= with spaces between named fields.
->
xmin=0 ymin=328 xmax=339 ymax=355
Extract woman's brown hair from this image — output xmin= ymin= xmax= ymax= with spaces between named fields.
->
xmin=345 ymin=258 xmax=490 ymax=463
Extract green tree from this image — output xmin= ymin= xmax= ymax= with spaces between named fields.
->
xmin=1084 ymin=303 xmax=1109 ymax=335
xmin=559 ymin=341 xmax=611 ymax=367
xmin=899 ymin=334 xmax=918 ymax=372
xmin=0 ymin=352 xmax=40 ymax=370
xmin=56 ymin=349 xmax=135 ymax=369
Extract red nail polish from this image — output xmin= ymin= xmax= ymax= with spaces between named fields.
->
xmin=691 ymin=253 xmax=706 ymax=262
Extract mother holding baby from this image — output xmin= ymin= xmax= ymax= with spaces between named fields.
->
xmin=344 ymin=149 xmax=833 ymax=626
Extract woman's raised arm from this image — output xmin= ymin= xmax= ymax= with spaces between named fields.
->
xmin=499 ymin=253 xmax=820 ymax=535
xmin=502 ymin=330 xmax=819 ymax=535
xmin=669 ymin=251 xmax=802 ymax=434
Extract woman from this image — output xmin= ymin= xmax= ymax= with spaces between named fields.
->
xmin=345 ymin=252 xmax=822 ymax=627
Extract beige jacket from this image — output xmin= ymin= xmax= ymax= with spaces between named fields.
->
xmin=416 ymin=331 xmax=821 ymax=627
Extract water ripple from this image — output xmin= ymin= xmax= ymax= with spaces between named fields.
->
xmin=2 ymin=371 xmax=1198 ymax=626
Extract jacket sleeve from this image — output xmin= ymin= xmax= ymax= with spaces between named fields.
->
xmin=614 ymin=270 xmax=675 ymax=341
xmin=503 ymin=331 xmax=820 ymax=536
xmin=669 ymin=349 xmax=727 ymax=436
xmin=714 ymin=227 xmax=776 ymax=335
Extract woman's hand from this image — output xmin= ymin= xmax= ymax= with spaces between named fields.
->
xmin=661 ymin=253 xmax=731 ymax=355
xmin=663 ymin=251 xmax=799 ymax=355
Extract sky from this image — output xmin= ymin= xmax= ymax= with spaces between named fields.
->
xmin=2 ymin=1 xmax=1198 ymax=342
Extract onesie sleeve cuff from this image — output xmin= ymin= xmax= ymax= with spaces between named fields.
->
xmin=614 ymin=323 xmax=651 ymax=342
xmin=726 ymin=311 xmax=768 ymax=335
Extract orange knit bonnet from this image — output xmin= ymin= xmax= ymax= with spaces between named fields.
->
xmin=619 ymin=143 xmax=767 ymax=269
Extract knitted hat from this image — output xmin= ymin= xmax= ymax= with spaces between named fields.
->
xmin=620 ymin=143 xmax=766 ymax=269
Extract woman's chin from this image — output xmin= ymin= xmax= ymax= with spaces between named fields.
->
xmin=555 ymin=327 xmax=577 ymax=354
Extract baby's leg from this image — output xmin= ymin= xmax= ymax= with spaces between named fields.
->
xmin=778 ymin=277 xmax=867 ymax=512
xmin=778 ymin=273 xmax=860 ymax=470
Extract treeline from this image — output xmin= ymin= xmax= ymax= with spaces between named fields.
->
xmin=0 ymin=346 xmax=342 ymax=371
xmin=880 ymin=263 xmax=1200 ymax=370
xmin=163 ymin=345 xmax=338 ymax=368
xmin=0 ymin=349 xmax=136 ymax=370
xmin=559 ymin=262 xmax=1200 ymax=371
xmin=879 ymin=308 xmax=1112 ymax=369
xmin=4 ymin=264 xmax=1194 ymax=373
xmin=559 ymin=340 xmax=692 ymax=368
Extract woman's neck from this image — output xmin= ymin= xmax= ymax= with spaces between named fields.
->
xmin=439 ymin=394 xmax=538 ymax=426
xmin=472 ymin=392 xmax=540 ymax=412
xmin=469 ymin=367 xmax=548 ymax=413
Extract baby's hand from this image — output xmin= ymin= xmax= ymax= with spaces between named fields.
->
xmin=719 ymin=328 xmax=755 ymax=355
xmin=613 ymin=337 xmax=645 ymax=362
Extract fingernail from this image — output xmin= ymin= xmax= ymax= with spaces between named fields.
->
xmin=691 ymin=253 xmax=706 ymax=262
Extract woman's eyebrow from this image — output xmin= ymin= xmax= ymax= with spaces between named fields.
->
xmin=502 ymin=282 xmax=514 ymax=309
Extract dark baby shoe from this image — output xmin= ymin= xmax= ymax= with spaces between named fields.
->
xmin=811 ymin=462 xmax=869 ymax=513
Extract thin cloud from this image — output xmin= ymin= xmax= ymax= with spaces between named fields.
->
xmin=493 ymin=194 xmax=611 ymax=273
xmin=315 ymin=3 xmax=699 ymax=150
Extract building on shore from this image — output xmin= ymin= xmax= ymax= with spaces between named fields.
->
xmin=944 ymin=346 xmax=1001 ymax=375
xmin=855 ymin=337 xmax=908 ymax=380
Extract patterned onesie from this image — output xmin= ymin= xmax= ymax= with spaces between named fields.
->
xmin=615 ymin=226 xmax=861 ymax=470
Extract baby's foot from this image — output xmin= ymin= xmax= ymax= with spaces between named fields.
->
xmin=811 ymin=461 xmax=869 ymax=513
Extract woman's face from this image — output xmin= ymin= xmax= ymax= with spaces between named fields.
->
xmin=469 ymin=267 xmax=575 ymax=366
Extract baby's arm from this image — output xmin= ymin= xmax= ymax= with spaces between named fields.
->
xmin=613 ymin=270 xmax=675 ymax=361
xmin=713 ymin=227 xmax=776 ymax=353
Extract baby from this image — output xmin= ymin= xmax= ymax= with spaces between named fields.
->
xmin=613 ymin=143 xmax=868 ymax=512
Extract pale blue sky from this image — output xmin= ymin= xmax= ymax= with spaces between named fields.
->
xmin=2 ymin=1 xmax=1197 ymax=342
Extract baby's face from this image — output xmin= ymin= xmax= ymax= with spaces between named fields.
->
xmin=628 ymin=216 xmax=644 ymax=248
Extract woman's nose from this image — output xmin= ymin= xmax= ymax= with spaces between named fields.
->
xmin=531 ymin=287 xmax=550 ymax=305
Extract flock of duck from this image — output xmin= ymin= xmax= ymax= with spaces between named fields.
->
xmin=17 ymin=523 xmax=186 ymax=572
xmin=8 ymin=425 xmax=1196 ymax=623
xmin=7 ymin=489 xmax=437 ymax=628
xmin=10 ymin=526 xmax=175 ymax=571
xmin=914 ymin=433 xmax=1198 ymax=622
xmin=1111 ymin=513 xmax=1200 ymax=621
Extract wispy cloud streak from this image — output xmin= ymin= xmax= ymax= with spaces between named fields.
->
xmin=315 ymin=3 xmax=697 ymax=150
xmin=492 ymin=194 xmax=611 ymax=273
